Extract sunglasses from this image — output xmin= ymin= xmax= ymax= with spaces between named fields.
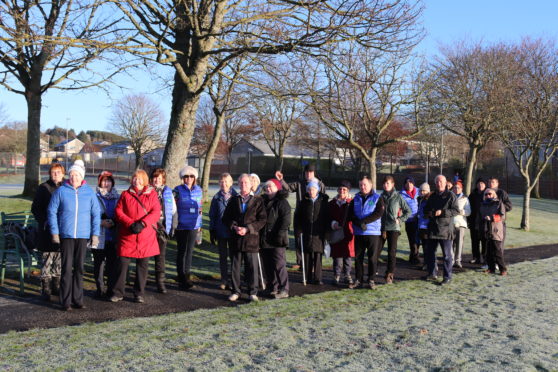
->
xmin=182 ymin=175 xmax=195 ymax=179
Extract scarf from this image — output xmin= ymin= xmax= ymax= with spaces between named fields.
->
xmin=408 ymin=187 xmax=417 ymax=199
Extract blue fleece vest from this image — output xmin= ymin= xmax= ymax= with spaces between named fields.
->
xmin=400 ymin=189 xmax=418 ymax=221
xmin=175 ymin=184 xmax=202 ymax=230
xmin=352 ymin=192 xmax=381 ymax=236
xmin=162 ymin=186 xmax=174 ymax=234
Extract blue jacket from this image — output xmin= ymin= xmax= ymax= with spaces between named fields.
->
xmin=48 ymin=181 xmax=101 ymax=239
xmin=417 ymin=195 xmax=430 ymax=230
xmin=155 ymin=185 xmax=174 ymax=235
xmin=174 ymin=184 xmax=203 ymax=230
xmin=209 ymin=188 xmax=238 ymax=239
xmin=351 ymin=192 xmax=382 ymax=236
xmin=96 ymin=187 xmax=119 ymax=244
xmin=400 ymin=189 xmax=419 ymax=221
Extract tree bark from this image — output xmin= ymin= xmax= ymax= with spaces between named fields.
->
xmin=521 ymin=177 xmax=532 ymax=231
xmin=201 ymin=113 xmax=225 ymax=203
xmin=368 ymin=147 xmax=378 ymax=191
xmin=464 ymin=145 xmax=479 ymax=195
xmin=22 ymin=82 xmax=42 ymax=197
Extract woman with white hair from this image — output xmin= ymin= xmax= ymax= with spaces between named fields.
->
xmin=250 ymin=173 xmax=262 ymax=196
xmin=173 ymin=165 xmax=203 ymax=290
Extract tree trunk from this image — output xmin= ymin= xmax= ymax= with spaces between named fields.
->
xmin=368 ymin=147 xmax=378 ymax=191
xmin=201 ymin=113 xmax=225 ymax=203
xmin=162 ymin=77 xmax=201 ymax=188
xmin=521 ymin=177 xmax=532 ymax=231
xmin=464 ymin=145 xmax=479 ymax=195
xmin=22 ymin=86 xmax=42 ymax=197
xmin=134 ymin=150 xmax=143 ymax=170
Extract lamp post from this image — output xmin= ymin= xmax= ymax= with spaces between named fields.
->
xmin=65 ymin=117 xmax=70 ymax=169
xmin=248 ymin=148 xmax=253 ymax=173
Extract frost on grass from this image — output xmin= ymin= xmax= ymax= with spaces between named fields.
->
xmin=0 ymin=258 xmax=557 ymax=371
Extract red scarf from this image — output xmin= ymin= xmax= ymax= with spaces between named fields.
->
xmin=408 ymin=187 xmax=417 ymax=199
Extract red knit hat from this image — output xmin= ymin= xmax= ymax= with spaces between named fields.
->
xmin=98 ymin=171 xmax=115 ymax=187
xmin=267 ymin=178 xmax=282 ymax=191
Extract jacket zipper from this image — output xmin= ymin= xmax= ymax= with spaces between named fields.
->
xmin=74 ymin=188 xmax=79 ymax=238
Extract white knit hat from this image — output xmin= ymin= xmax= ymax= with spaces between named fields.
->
xmin=69 ymin=160 xmax=85 ymax=179
xmin=179 ymin=165 xmax=198 ymax=179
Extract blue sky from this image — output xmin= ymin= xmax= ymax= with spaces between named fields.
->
xmin=1 ymin=0 xmax=558 ymax=136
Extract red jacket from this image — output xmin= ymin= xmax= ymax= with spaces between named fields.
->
xmin=328 ymin=198 xmax=355 ymax=258
xmin=115 ymin=186 xmax=161 ymax=258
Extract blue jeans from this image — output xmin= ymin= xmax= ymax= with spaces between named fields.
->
xmin=425 ymin=239 xmax=453 ymax=280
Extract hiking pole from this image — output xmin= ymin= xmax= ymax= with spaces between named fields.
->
xmin=300 ymin=234 xmax=307 ymax=286
xmin=257 ymin=252 xmax=266 ymax=291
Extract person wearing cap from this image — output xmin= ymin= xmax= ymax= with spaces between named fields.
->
xmin=400 ymin=176 xmax=420 ymax=264
xmin=47 ymin=160 xmax=100 ymax=311
xmin=275 ymin=164 xmax=326 ymax=269
xmin=379 ymin=175 xmax=411 ymax=284
xmin=250 ymin=173 xmax=263 ymax=196
xmin=416 ymin=182 xmax=432 ymax=265
xmin=223 ymin=173 xmax=267 ymax=302
xmin=209 ymin=172 xmax=237 ymax=290
xmin=173 ymin=165 xmax=203 ymax=290
xmin=91 ymin=171 xmax=120 ymax=298
xmin=328 ymin=180 xmax=355 ymax=286
xmin=451 ymin=181 xmax=471 ymax=268
xmin=293 ymin=178 xmax=329 ymax=284
xmin=423 ymin=175 xmax=460 ymax=285
xmin=468 ymin=178 xmax=487 ymax=264
xmin=260 ymin=178 xmax=291 ymax=298
xmin=32 ymin=162 xmax=65 ymax=300
xmin=478 ymin=188 xmax=507 ymax=275
xmin=150 ymin=168 xmax=177 ymax=294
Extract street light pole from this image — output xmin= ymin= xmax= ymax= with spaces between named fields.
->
xmin=66 ymin=117 xmax=70 ymax=169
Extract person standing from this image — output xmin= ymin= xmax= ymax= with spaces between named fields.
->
xmin=174 ymin=166 xmax=203 ymax=290
xmin=416 ymin=182 xmax=432 ymax=266
xmin=451 ymin=181 xmax=471 ymax=268
xmin=467 ymin=178 xmax=487 ymax=264
xmin=423 ymin=175 xmax=460 ymax=285
xmin=479 ymin=188 xmax=507 ymax=275
xmin=47 ymin=160 xmax=100 ymax=311
xmin=92 ymin=171 xmax=119 ymax=298
xmin=400 ymin=176 xmax=420 ymax=264
xmin=31 ymin=163 xmax=65 ymax=300
xmin=379 ymin=175 xmax=411 ymax=284
xmin=223 ymin=174 xmax=267 ymax=302
xmin=260 ymin=179 xmax=291 ymax=298
xmin=209 ymin=173 xmax=237 ymax=290
xmin=328 ymin=180 xmax=355 ymax=286
xmin=488 ymin=177 xmax=512 ymax=213
xmin=112 ymin=170 xmax=161 ymax=303
xmin=150 ymin=168 xmax=176 ymax=294
xmin=348 ymin=176 xmax=385 ymax=289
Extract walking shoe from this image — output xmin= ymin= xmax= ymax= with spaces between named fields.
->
xmin=228 ymin=293 xmax=239 ymax=302
xmin=385 ymin=273 xmax=394 ymax=284
xmin=495 ymin=264 xmax=499 ymax=271
xmin=500 ymin=270 xmax=508 ymax=276
xmin=454 ymin=262 xmax=462 ymax=268
xmin=134 ymin=296 xmax=145 ymax=303
xmin=72 ymin=303 xmax=86 ymax=309
xmin=334 ymin=276 xmax=341 ymax=285
xmin=481 ymin=264 xmax=489 ymax=270
xmin=249 ymin=294 xmax=259 ymax=302
xmin=483 ymin=269 xmax=495 ymax=274
xmin=469 ymin=259 xmax=479 ymax=264
xmin=439 ymin=278 xmax=451 ymax=286
xmin=109 ymin=295 xmax=123 ymax=303
xmin=62 ymin=306 xmax=72 ymax=312
xmin=345 ymin=275 xmax=354 ymax=285
xmin=219 ymin=283 xmax=227 ymax=290
xmin=368 ymin=280 xmax=376 ymax=290
xmin=349 ymin=280 xmax=361 ymax=289
xmin=423 ymin=275 xmax=438 ymax=282
xmin=274 ymin=291 xmax=289 ymax=299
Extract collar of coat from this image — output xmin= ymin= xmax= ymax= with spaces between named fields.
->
xmin=97 ymin=186 xmax=120 ymax=200
xmin=129 ymin=185 xmax=154 ymax=195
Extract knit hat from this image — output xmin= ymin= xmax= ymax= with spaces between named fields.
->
xmin=339 ymin=180 xmax=351 ymax=189
xmin=306 ymin=179 xmax=320 ymax=192
xmin=304 ymin=163 xmax=316 ymax=172
xmin=68 ymin=160 xmax=85 ymax=179
xmin=476 ymin=177 xmax=486 ymax=186
xmin=266 ymin=178 xmax=282 ymax=191
xmin=404 ymin=176 xmax=415 ymax=185
xmin=419 ymin=182 xmax=430 ymax=193
xmin=98 ymin=171 xmax=115 ymax=187
xmin=179 ymin=165 xmax=198 ymax=179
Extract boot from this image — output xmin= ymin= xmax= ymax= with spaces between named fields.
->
xmin=184 ymin=273 xmax=194 ymax=289
xmin=41 ymin=278 xmax=52 ymax=300
xmin=156 ymin=273 xmax=167 ymax=294
xmin=51 ymin=277 xmax=60 ymax=296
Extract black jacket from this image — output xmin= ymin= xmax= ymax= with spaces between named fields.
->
xmin=294 ymin=193 xmax=329 ymax=253
xmin=222 ymin=194 xmax=267 ymax=253
xmin=423 ymin=190 xmax=460 ymax=240
xmin=260 ymin=190 xmax=291 ymax=249
xmin=467 ymin=188 xmax=484 ymax=229
xmin=31 ymin=179 xmax=62 ymax=252
xmin=495 ymin=188 xmax=512 ymax=212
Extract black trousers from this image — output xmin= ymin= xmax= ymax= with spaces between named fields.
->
xmin=154 ymin=234 xmax=167 ymax=280
xmin=217 ymin=238 xmax=232 ymax=284
xmin=113 ymin=256 xmax=150 ymax=298
xmin=405 ymin=221 xmax=419 ymax=262
xmin=231 ymin=250 xmax=259 ymax=296
xmin=261 ymin=248 xmax=289 ymax=292
xmin=379 ymin=231 xmax=400 ymax=275
xmin=354 ymin=235 xmax=380 ymax=283
xmin=470 ymin=228 xmax=487 ymax=262
xmin=60 ymin=238 xmax=87 ymax=308
xmin=486 ymin=240 xmax=507 ymax=272
xmin=175 ymin=229 xmax=197 ymax=283
xmin=104 ymin=240 xmax=118 ymax=297
xmin=91 ymin=249 xmax=106 ymax=293
xmin=304 ymin=252 xmax=323 ymax=283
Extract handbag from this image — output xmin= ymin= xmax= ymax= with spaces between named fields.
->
xmin=329 ymin=201 xmax=350 ymax=244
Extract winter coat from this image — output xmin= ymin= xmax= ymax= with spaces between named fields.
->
xmin=209 ymin=188 xmax=238 ymax=239
xmin=260 ymin=190 xmax=291 ymax=249
xmin=400 ymin=188 xmax=419 ymax=222
xmin=47 ymin=181 xmax=101 ymax=240
xmin=478 ymin=199 xmax=506 ymax=241
xmin=294 ymin=193 xmax=330 ymax=253
xmin=222 ymin=194 xmax=267 ymax=253
xmin=95 ymin=187 xmax=119 ymax=249
xmin=417 ymin=194 xmax=431 ymax=230
xmin=281 ymin=177 xmax=326 ymax=205
xmin=328 ymin=197 xmax=355 ymax=258
xmin=155 ymin=185 xmax=176 ymax=235
xmin=349 ymin=192 xmax=385 ymax=236
xmin=174 ymin=184 xmax=203 ymax=230
xmin=423 ymin=190 xmax=460 ymax=240
xmin=467 ymin=188 xmax=485 ymax=230
xmin=381 ymin=190 xmax=412 ymax=232
xmin=32 ymin=179 xmax=63 ymax=252
xmin=115 ymin=186 xmax=161 ymax=258
xmin=452 ymin=194 xmax=471 ymax=229
xmin=495 ymin=188 xmax=513 ymax=213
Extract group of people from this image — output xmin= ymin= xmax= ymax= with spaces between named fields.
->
xmin=31 ymin=160 xmax=511 ymax=310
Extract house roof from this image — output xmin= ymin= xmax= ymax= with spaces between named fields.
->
xmin=102 ymin=141 xmax=132 ymax=151
xmin=80 ymin=143 xmax=104 ymax=153
xmin=238 ymin=139 xmax=328 ymax=158
xmin=55 ymin=138 xmax=83 ymax=147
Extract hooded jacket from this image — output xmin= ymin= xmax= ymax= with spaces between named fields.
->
xmin=260 ymin=190 xmax=291 ymax=249
xmin=452 ymin=193 xmax=471 ymax=229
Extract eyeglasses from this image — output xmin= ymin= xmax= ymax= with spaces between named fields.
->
xmin=182 ymin=175 xmax=195 ymax=179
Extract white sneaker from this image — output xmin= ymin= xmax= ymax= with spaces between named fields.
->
xmin=481 ymin=264 xmax=489 ymax=270
xmin=228 ymin=293 xmax=239 ymax=302
xmin=249 ymin=294 xmax=259 ymax=302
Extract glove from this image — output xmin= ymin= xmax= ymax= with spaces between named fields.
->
xmin=130 ymin=222 xmax=145 ymax=234
xmin=210 ymin=229 xmax=217 ymax=245
xmin=90 ymin=235 xmax=99 ymax=248
xmin=52 ymin=234 xmax=60 ymax=244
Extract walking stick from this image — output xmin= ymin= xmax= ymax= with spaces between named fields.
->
xmin=257 ymin=252 xmax=266 ymax=291
xmin=300 ymin=234 xmax=307 ymax=286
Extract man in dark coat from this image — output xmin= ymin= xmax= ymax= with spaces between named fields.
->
xmin=467 ymin=177 xmax=487 ymax=264
xmin=488 ymin=177 xmax=512 ymax=263
xmin=31 ymin=163 xmax=65 ymax=300
xmin=423 ymin=175 xmax=460 ymax=285
xmin=223 ymin=173 xmax=267 ymax=302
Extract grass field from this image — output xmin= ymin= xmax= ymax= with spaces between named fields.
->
xmin=0 ymin=256 xmax=556 ymax=370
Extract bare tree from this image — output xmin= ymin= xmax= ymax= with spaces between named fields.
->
xmin=110 ymin=94 xmax=166 ymax=169
xmin=110 ymin=0 xmax=424 ymax=186
xmin=0 ymin=0 xmax=133 ymax=196
xmin=499 ymin=39 xmax=558 ymax=231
